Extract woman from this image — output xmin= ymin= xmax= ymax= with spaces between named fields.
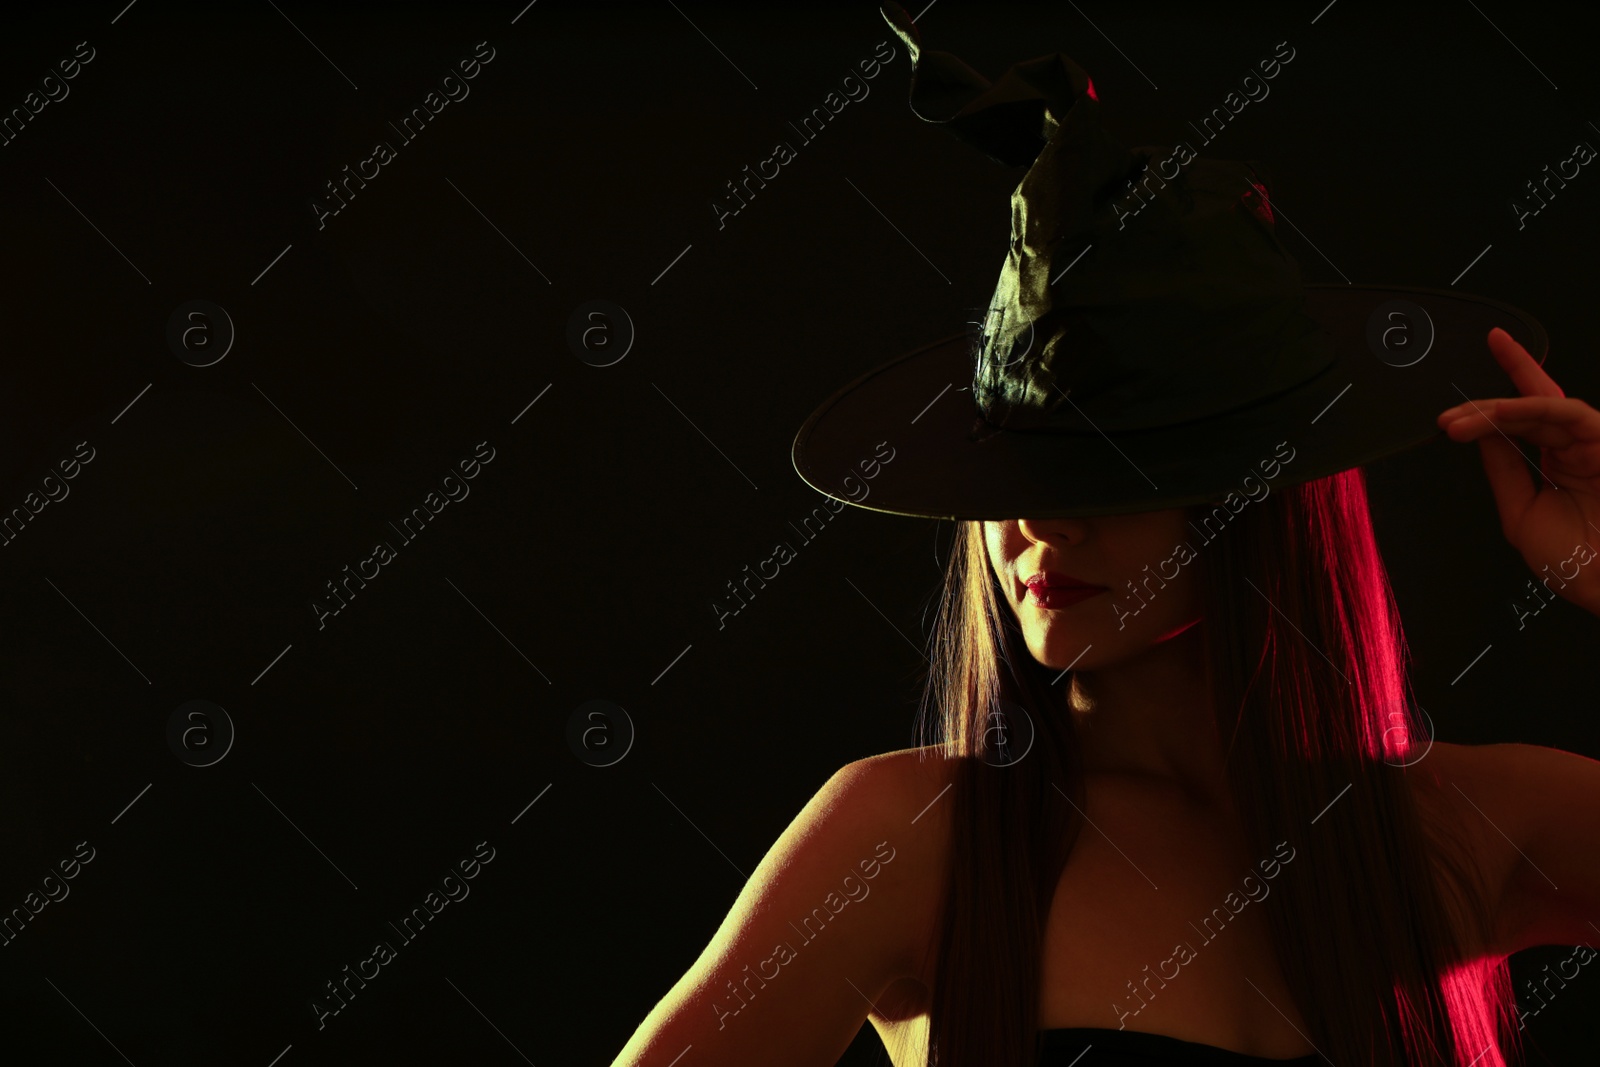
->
xmin=610 ymin=6 xmax=1600 ymax=1065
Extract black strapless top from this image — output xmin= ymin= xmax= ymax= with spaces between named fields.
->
xmin=1039 ymin=1027 xmax=1321 ymax=1065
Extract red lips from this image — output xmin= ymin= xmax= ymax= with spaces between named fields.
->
xmin=1023 ymin=571 xmax=1108 ymax=610
xmin=1025 ymin=571 xmax=1103 ymax=590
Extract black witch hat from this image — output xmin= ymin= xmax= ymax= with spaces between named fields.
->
xmin=790 ymin=3 xmax=1546 ymax=519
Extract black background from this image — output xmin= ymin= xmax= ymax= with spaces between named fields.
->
xmin=0 ymin=1 xmax=1595 ymax=1064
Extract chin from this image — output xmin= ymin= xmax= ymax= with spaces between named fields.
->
xmin=1024 ymin=629 xmax=1104 ymax=672
xmin=1022 ymin=612 xmax=1203 ymax=671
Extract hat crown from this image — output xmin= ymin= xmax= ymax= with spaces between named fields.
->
xmin=883 ymin=2 xmax=1338 ymax=436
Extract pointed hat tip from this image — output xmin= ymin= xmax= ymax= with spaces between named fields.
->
xmin=879 ymin=2 xmax=920 ymax=62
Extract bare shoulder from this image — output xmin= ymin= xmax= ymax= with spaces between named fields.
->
xmin=833 ymin=745 xmax=962 ymax=962
xmin=607 ymin=746 xmax=959 ymax=1067
xmin=1407 ymin=740 xmax=1600 ymax=955
xmin=731 ymin=743 xmax=959 ymax=979
xmin=844 ymin=745 xmax=962 ymax=826
xmin=774 ymin=744 xmax=958 ymax=897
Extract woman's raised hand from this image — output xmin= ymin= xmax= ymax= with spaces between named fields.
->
xmin=1438 ymin=327 xmax=1600 ymax=614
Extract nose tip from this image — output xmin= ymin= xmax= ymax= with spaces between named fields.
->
xmin=1017 ymin=516 xmax=1089 ymax=544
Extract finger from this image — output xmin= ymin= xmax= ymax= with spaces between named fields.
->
xmin=1439 ymin=398 xmax=1600 ymax=452
xmin=1474 ymin=433 xmax=1539 ymax=541
xmin=1440 ymin=395 xmax=1600 ymax=435
xmin=1444 ymin=416 xmax=1600 ymax=486
xmin=1441 ymin=412 xmax=1599 ymax=446
xmin=1446 ymin=396 xmax=1600 ymax=441
xmin=1442 ymin=416 xmax=1584 ymax=450
xmin=1486 ymin=326 xmax=1563 ymax=399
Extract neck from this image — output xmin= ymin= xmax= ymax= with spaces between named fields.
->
xmin=1067 ymin=617 xmax=1228 ymax=803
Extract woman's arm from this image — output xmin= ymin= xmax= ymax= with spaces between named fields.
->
xmin=1437 ymin=741 xmax=1600 ymax=954
xmin=607 ymin=749 xmax=951 ymax=1067
xmin=1434 ymin=331 xmax=1600 ymax=951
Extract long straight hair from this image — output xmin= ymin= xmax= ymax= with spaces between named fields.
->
xmin=911 ymin=468 xmax=1517 ymax=1066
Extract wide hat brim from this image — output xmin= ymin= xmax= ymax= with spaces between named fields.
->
xmin=790 ymin=283 xmax=1548 ymax=520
